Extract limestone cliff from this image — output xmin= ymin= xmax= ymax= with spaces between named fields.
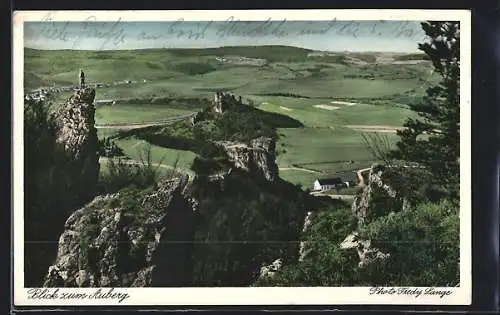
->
xmin=44 ymin=176 xmax=196 ymax=287
xmin=351 ymin=163 xmax=431 ymax=226
xmin=54 ymin=88 xmax=100 ymax=198
xmin=44 ymin=164 xmax=305 ymax=287
xmin=43 ymin=90 xmax=306 ymax=287
xmin=214 ymin=136 xmax=279 ymax=182
xmin=342 ymin=163 xmax=432 ymax=267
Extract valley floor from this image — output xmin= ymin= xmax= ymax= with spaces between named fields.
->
xmin=26 ymin=47 xmax=431 ymax=192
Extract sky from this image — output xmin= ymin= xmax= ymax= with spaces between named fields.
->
xmin=24 ymin=20 xmax=427 ymax=53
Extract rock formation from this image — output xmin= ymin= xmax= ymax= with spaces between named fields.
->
xmin=340 ymin=232 xmax=390 ymax=268
xmin=53 ymin=88 xmax=100 ymax=197
xmin=351 ymin=164 xmax=406 ymax=226
xmin=191 ymin=92 xmax=245 ymax=125
xmin=343 ymin=163 xmax=430 ymax=268
xmin=55 ymin=88 xmax=98 ymax=161
xmin=24 ymin=88 xmax=101 ymax=286
xmin=338 ymin=164 xmax=403 ymax=268
xmin=213 ymin=91 xmax=243 ymax=114
xmin=42 ymin=89 xmax=306 ymax=288
xmin=214 ymin=136 xmax=279 ymax=182
xmin=298 ymin=211 xmax=313 ymax=262
xmin=258 ymin=258 xmax=283 ymax=280
xmin=44 ymin=175 xmax=196 ymax=287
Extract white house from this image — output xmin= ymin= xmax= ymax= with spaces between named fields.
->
xmin=313 ymin=178 xmax=344 ymax=191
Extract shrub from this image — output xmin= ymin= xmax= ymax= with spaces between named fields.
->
xmin=97 ymin=143 xmax=179 ymax=194
xmin=358 ymin=199 xmax=459 ymax=286
xmin=98 ymin=137 xmax=125 ymax=158
xmin=257 ymin=199 xmax=459 ymax=287
xmin=254 ymin=203 xmax=359 ymax=286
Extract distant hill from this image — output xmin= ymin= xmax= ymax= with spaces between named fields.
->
xmin=25 ymin=45 xmax=314 ymax=62
xmin=23 ymin=46 xmax=432 ymax=93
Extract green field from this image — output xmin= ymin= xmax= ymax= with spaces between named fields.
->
xmin=258 ymin=101 xmax=416 ymax=127
xmin=276 ymin=126 xmax=399 ymax=172
xmin=278 ymin=169 xmax=319 ymax=190
xmin=25 ymin=46 xmax=432 ymax=188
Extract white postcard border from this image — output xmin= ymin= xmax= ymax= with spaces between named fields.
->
xmin=12 ymin=9 xmax=472 ymax=306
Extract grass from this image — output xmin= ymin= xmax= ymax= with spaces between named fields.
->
xmin=257 ymin=100 xmax=417 ymax=128
xmin=276 ymin=127 xmax=398 ymax=174
xmin=278 ymin=169 xmax=318 ymax=190
xmin=97 ymin=128 xmax=121 ymax=139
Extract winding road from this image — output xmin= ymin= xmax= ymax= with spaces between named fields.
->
xmin=278 ymin=167 xmax=318 ymax=173
xmin=95 ymin=113 xmax=196 ymax=130
xmin=309 ymin=191 xmax=356 ymax=200
xmin=356 ymin=167 xmax=372 ymax=187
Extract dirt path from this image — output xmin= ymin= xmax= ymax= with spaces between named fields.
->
xmin=95 ymin=114 xmax=195 ymax=130
xmin=314 ymin=104 xmax=340 ymax=111
xmin=356 ymin=167 xmax=372 ymax=187
xmin=346 ymin=125 xmax=403 ymax=133
xmin=260 ymin=102 xmax=293 ymax=112
xmin=330 ymin=101 xmax=357 ymax=106
xmin=279 ymin=167 xmax=319 ymax=174
xmin=95 ymin=123 xmax=163 ymax=130
xmin=309 ymin=191 xmax=356 ymax=200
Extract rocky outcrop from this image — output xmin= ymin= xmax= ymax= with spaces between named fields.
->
xmin=340 ymin=164 xmax=405 ymax=268
xmin=44 ymin=175 xmax=196 ymax=287
xmin=55 ymin=88 xmax=98 ymax=161
xmin=214 ymin=136 xmax=278 ymax=182
xmin=298 ymin=211 xmax=313 ymax=262
xmin=25 ymin=88 xmax=101 ymax=286
xmin=213 ymin=91 xmax=243 ymax=114
xmin=41 ymin=88 xmax=305 ymax=288
xmin=53 ymin=88 xmax=100 ymax=197
xmin=258 ymin=258 xmax=283 ymax=280
xmin=190 ymin=92 xmax=244 ymax=125
xmin=351 ymin=164 xmax=407 ymax=226
xmin=340 ymin=232 xmax=390 ymax=268
xmin=344 ymin=163 xmax=432 ymax=268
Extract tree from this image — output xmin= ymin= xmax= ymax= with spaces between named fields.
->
xmin=390 ymin=21 xmax=460 ymax=200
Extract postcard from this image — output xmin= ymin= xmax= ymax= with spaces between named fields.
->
xmin=13 ymin=9 xmax=471 ymax=306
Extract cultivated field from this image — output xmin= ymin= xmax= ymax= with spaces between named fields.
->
xmin=25 ymin=46 xmax=435 ymax=190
